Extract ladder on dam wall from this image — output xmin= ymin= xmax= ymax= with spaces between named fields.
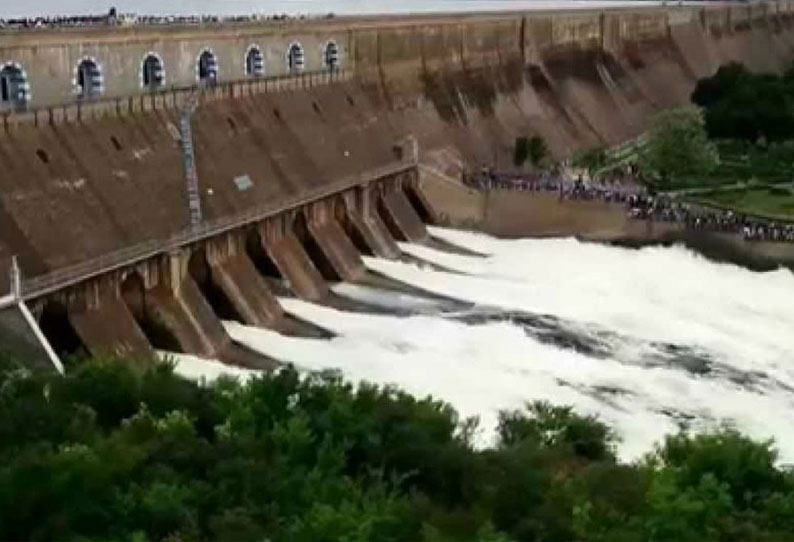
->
xmin=180 ymin=89 xmax=203 ymax=228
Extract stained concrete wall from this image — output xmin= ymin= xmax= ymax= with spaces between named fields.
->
xmin=1 ymin=2 xmax=792 ymax=109
xmin=0 ymin=23 xmax=351 ymax=107
xmin=2 ymin=2 xmax=794 ymax=297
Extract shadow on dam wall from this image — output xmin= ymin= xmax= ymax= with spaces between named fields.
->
xmin=1 ymin=4 xmax=794 ymax=368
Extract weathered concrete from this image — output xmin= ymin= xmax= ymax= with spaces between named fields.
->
xmin=346 ymin=208 xmax=401 ymax=259
xmin=3 ymin=6 xmax=794 ymax=288
xmin=0 ymin=23 xmax=352 ymax=107
xmin=0 ymin=2 xmax=793 ymax=369
xmin=308 ymin=218 xmax=366 ymax=281
xmin=262 ymin=229 xmax=329 ymax=301
xmin=380 ymin=189 xmax=429 ymax=242
xmin=147 ymin=276 xmax=229 ymax=358
xmin=209 ymin=254 xmax=283 ymax=327
xmin=0 ymin=304 xmax=57 ymax=371
xmin=0 ymin=3 xmax=790 ymax=111
xmin=203 ymin=231 xmax=283 ymax=327
xmin=67 ymin=293 xmax=152 ymax=358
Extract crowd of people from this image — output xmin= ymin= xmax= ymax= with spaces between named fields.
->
xmin=0 ymin=10 xmax=334 ymax=30
xmin=626 ymin=194 xmax=794 ymax=243
xmin=465 ymin=168 xmax=794 ymax=244
xmin=463 ymin=169 xmax=640 ymax=203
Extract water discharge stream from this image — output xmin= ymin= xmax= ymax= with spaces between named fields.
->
xmin=171 ymin=227 xmax=794 ymax=463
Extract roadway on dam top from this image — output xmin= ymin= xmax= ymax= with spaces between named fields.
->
xmin=0 ymin=2 xmax=704 ymax=45
xmin=1 ymin=0 xmax=698 ymax=20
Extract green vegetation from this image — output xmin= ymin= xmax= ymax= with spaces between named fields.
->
xmin=644 ymin=139 xmax=794 ymax=191
xmin=513 ymin=135 xmax=548 ymax=168
xmin=572 ymin=146 xmax=607 ymax=178
xmin=513 ymin=136 xmax=530 ymax=167
xmin=527 ymin=136 xmax=548 ymax=167
xmin=2 ymin=355 xmax=794 ymax=541
xmin=692 ymin=62 xmax=794 ymax=143
xmin=645 ymin=63 xmax=794 ymax=216
xmin=690 ymin=185 xmax=794 ymax=222
xmin=635 ymin=63 xmax=794 ymax=220
xmin=638 ymin=107 xmax=718 ymax=186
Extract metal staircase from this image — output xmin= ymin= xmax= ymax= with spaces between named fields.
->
xmin=180 ymin=87 xmax=203 ymax=229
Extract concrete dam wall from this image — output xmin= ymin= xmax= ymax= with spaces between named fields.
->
xmin=1 ymin=2 xmax=794 ymax=368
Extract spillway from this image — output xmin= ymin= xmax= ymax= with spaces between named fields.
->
xmin=1 ymin=1 xmax=794 ymax=460
xmin=209 ymin=227 xmax=794 ymax=463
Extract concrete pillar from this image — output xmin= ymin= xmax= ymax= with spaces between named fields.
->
xmin=260 ymin=217 xmax=329 ymax=301
xmin=304 ymin=201 xmax=366 ymax=281
xmin=408 ymin=174 xmax=440 ymax=224
xmin=145 ymin=250 xmax=231 ymax=358
xmin=378 ymin=182 xmax=429 ymax=243
xmin=63 ymin=275 xmax=153 ymax=359
xmin=345 ymin=186 xmax=401 ymax=259
xmin=205 ymin=232 xmax=283 ymax=328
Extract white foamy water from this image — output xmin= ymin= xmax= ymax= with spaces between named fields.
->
xmin=174 ymin=227 xmax=794 ymax=463
xmin=161 ymin=351 xmax=262 ymax=383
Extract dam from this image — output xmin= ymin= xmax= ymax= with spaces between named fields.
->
xmin=1 ymin=1 xmax=794 ymax=372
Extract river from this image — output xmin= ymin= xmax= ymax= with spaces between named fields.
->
xmin=172 ymin=226 xmax=794 ymax=463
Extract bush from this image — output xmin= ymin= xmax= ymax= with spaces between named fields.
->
xmin=514 ymin=135 xmax=548 ymax=167
xmin=513 ymin=136 xmax=529 ymax=167
xmin=1 ymin=358 xmax=793 ymax=541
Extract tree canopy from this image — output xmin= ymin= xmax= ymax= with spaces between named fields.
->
xmin=513 ymin=135 xmax=548 ymax=168
xmin=639 ymin=107 xmax=718 ymax=184
xmin=1 ymin=355 xmax=794 ymax=541
xmin=691 ymin=62 xmax=794 ymax=142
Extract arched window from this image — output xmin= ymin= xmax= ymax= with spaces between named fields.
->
xmin=287 ymin=42 xmax=305 ymax=74
xmin=324 ymin=41 xmax=340 ymax=71
xmin=0 ymin=63 xmax=29 ymax=109
xmin=142 ymin=53 xmax=165 ymax=90
xmin=198 ymin=49 xmax=218 ymax=83
xmin=76 ymin=58 xmax=103 ymax=98
xmin=245 ymin=46 xmax=265 ymax=77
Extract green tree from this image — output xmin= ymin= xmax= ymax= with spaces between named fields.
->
xmin=692 ymin=62 xmax=794 ymax=142
xmin=513 ymin=136 xmax=529 ymax=167
xmin=572 ymin=146 xmax=608 ymax=178
xmin=639 ymin=107 xmax=718 ymax=184
xmin=2 ymin=358 xmax=794 ymax=541
xmin=527 ymin=136 xmax=548 ymax=167
xmin=514 ymin=135 xmax=548 ymax=168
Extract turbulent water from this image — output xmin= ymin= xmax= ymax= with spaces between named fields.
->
xmin=6 ymin=1 xmax=673 ymax=18
xmin=172 ymin=226 xmax=794 ymax=463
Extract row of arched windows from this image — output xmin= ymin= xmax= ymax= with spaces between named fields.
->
xmin=0 ymin=40 xmax=341 ymax=108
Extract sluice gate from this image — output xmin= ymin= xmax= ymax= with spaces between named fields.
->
xmin=0 ymin=162 xmax=431 ymax=368
xmin=1 ymin=1 xmax=794 ymax=370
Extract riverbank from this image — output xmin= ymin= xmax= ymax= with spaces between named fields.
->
xmin=421 ymin=174 xmax=794 ymax=271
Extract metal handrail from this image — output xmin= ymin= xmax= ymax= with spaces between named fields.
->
xmin=20 ymin=159 xmax=414 ymax=301
xmin=1 ymin=68 xmax=352 ymax=129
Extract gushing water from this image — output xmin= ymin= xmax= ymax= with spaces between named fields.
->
xmin=172 ymin=227 xmax=794 ymax=463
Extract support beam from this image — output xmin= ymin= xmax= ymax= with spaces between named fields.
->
xmin=18 ymin=301 xmax=64 ymax=374
xmin=380 ymin=189 xmax=428 ymax=242
xmin=347 ymin=208 xmax=401 ymax=259
xmin=68 ymin=294 xmax=153 ymax=358
xmin=308 ymin=218 xmax=366 ymax=281
xmin=406 ymin=182 xmax=439 ymax=224
xmin=147 ymin=276 xmax=230 ymax=358
xmin=209 ymin=253 xmax=283 ymax=327
xmin=262 ymin=232 xmax=329 ymax=301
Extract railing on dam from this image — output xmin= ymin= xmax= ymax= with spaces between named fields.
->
xmin=1 ymin=68 xmax=352 ymax=130
xmin=19 ymin=157 xmax=415 ymax=301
